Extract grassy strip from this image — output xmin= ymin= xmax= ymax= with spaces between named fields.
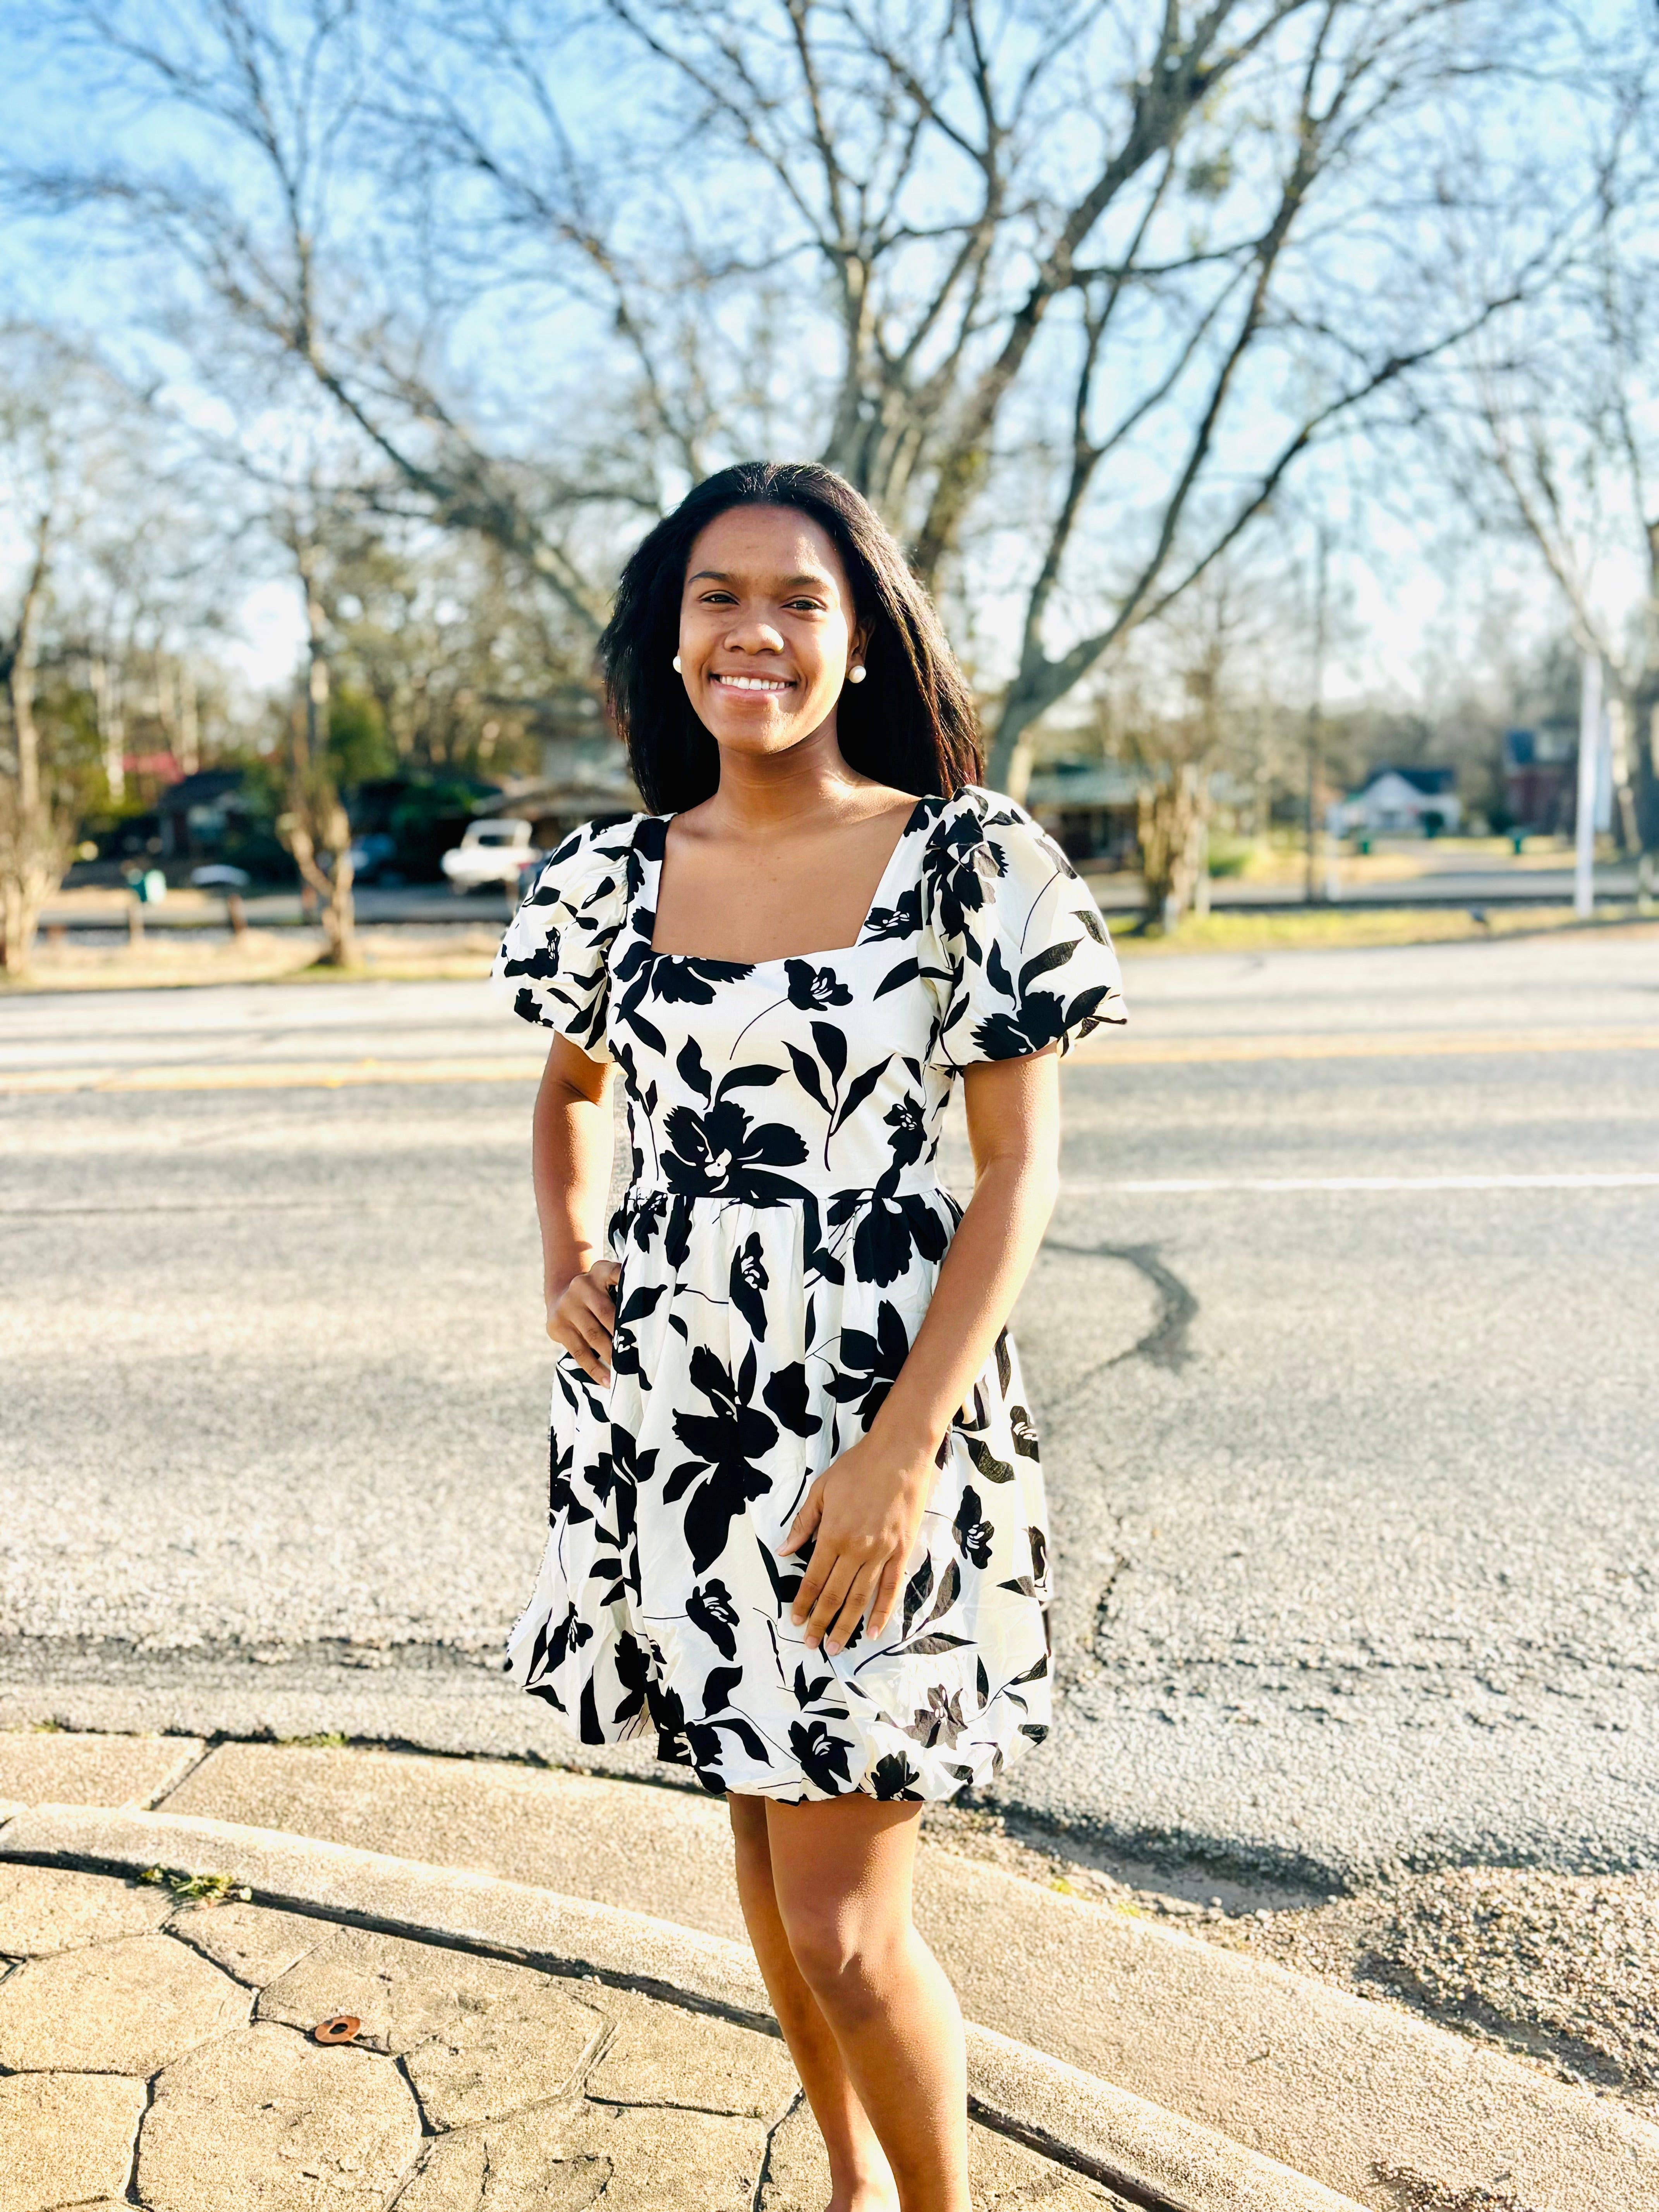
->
xmin=1112 ymin=902 xmax=1657 ymax=957
xmin=0 ymin=927 xmax=501 ymax=993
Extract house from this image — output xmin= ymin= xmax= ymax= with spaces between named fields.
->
xmin=1501 ymin=726 xmax=1576 ymax=835
xmin=496 ymin=734 xmax=642 ymax=849
xmin=1343 ymin=765 xmax=1461 ymax=837
xmin=156 ymin=769 xmax=254 ymax=860
xmin=1024 ymin=759 xmax=1146 ymax=863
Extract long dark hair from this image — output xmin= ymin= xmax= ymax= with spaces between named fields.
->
xmin=598 ymin=460 xmax=983 ymax=813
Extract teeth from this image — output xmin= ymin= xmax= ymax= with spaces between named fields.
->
xmin=714 ymin=674 xmax=790 ymax=691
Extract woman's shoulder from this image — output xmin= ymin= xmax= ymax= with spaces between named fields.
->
xmin=521 ymin=810 xmax=665 ymax=912
xmin=920 ymin=783 xmax=1072 ymax=869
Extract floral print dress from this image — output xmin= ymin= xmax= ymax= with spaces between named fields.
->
xmin=493 ymin=786 xmax=1125 ymax=1802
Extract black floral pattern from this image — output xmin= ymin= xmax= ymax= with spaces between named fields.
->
xmin=828 ymin=1300 xmax=913 ymax=1429
xmin=666 ymin=1345 xmax=780 ymax=1576
xmin=661 ymin=1092 xmax=808 ymax=1204
xmin=686 ymin=1577 xmax=740 ymax=1660
xmin=495 ymin=787 xmax=1125 ymax=1801
xmin=785 ymin=958 xmax=854 ymax=1012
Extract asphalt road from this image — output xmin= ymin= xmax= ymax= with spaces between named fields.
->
xmin=3 ymin=924 xmax=1657 ymax=1898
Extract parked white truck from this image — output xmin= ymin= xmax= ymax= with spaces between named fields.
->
xmin=439 ymin=818 xmax=542 ymax=893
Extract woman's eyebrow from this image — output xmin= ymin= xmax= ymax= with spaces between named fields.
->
xmin=686 ymin=568 xmax=834 ymax=589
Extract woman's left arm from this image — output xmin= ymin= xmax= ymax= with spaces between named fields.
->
xmin=784 ymin=1049 xmax=1061 ymax=1655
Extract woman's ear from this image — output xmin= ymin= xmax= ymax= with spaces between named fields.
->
xmin=848 ymin=618 xmax=873 ymax=676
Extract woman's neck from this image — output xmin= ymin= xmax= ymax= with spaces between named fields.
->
xmin=702 ymin=724 xmax=878 ymax=833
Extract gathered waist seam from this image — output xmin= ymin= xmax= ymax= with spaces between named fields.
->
xmin=617 ymin=1174 xmax=952 ymax=1211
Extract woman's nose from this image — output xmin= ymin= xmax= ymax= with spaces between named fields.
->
xmin=723 ymin=619 xmax=785 ymax=653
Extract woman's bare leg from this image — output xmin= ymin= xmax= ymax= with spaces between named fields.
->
xmin=765 ymin=1795 xmax=970 ymax=2212
xmin=728 ymin=1794 xmax=898 ymax=2211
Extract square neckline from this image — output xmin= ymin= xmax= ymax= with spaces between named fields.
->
xmin=643 ymin=795 xmax=931 ymax=969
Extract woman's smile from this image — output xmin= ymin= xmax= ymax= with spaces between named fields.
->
xmin=709 ymin=670 xmax=794 ymax=693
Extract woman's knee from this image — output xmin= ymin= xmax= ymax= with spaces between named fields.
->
xmin=778 ymin=1893 xmax=906 ymax=2008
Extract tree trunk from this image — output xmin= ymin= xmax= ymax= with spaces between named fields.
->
xmin=283 ymin=539 xmax=356 ymax=969
xmin=178 ymin=660 xmax=200 ymax=776
xmin=985 ymin=693 xmax=1039 ymax=804
xmin=0 ymin=828 xmax=60 ymax=977
xmin=1638 ymin=693 xmax=1659 ymax=848
xmin=1637 ymin=513 xmax=1659 ymax=858
xmin=1 ymin=516 xmax=64 ymax=978
xmin=1637 ymin=520 xmax=1659 ymax=859
xmin=1606 ymin=695 xmax=1641 ymax=854
xmin=92 ymin=655 xmax=125 ymax=803
xmin=1137 ymin=764 xmax=1209 ymax=930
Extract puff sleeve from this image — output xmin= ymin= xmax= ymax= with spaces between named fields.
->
xmin=491 ymin=817 xmax=635 ymax=1061
xmin=924 ymin=788 xmax=1126 ymax=1068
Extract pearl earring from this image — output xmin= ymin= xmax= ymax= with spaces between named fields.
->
xmin=672 ymin=654 xmax=682 ymax=672
xmin=847 ymin=664 xmax=866 ymax=684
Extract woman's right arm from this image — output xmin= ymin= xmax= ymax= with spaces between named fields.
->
xmin=533 ymin=1034 xmax=619 ymax=1384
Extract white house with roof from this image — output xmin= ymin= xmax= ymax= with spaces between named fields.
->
xmin=1342 ymin=764 xmax=1461 ymax=836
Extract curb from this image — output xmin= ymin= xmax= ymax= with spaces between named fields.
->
xmin=0 ymin=1800 xmax=1365 ymax=2212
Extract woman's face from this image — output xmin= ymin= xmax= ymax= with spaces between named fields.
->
xmin=677 ymin=503 xmax=868 ymax=763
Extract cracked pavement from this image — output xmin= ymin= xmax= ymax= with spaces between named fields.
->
xmin=0 ymin=1862 xmax=1116 ymax=2210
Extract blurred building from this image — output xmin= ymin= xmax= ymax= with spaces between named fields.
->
xmin=497 ymin=732 xmax=642 ymax=848
xmin=157 ymin=769 xmax=254 ymax=860
xmin=1501 ymin=726 xmax=1576 ymax=834
xmin=1341 ymin=764 xmax=1461 ymax=836
xmin=1024 ymin=759 xmax=1145 ymax=862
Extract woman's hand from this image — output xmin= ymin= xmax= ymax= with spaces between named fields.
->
xmin=547 ymin=1259 xmax=621 ymax=1384
xmin=781 ymin=1425 xmax=939 ymax=1657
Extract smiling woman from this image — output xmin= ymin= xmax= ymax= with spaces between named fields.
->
xmin=493 ymin=460 xmax=1124 ymax=2212
xmin=601 ymin=459 xmax=981 ymax=818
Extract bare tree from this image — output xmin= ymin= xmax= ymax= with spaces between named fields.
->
xmin=318 ymin=514 xmax=591 ymax=775
xmin=77 ymin=462 xmax=230 ymax=801
xmin=386 ymin=0 xmax=1578 ymax=790
xmin=1428 ymin=42 xmax=1659 ymax=865
xmin=8 ymin=0 xmax=1601 ymax=798
xmin=0 ymin=331 xmax=141 ymax=973
xmin=0 ymin=505 xmax=62 ymax=974
xmin=1099 ymin=552 xmax=1291 ymax=924
xmin=280 ymin=510 xmax=357 ymax=966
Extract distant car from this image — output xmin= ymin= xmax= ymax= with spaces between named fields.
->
xmin=346 ymin=832 xmax=399 ymax=885
xmin=189 ymin=864 xmax=252 ymax=891
xmin=440 ymin=817 xmax=542 ymax=892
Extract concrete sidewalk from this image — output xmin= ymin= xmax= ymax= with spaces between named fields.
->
xmin=4 ymin=1733 xmax=1657 ymax=2212
xmin=0 ymin=1854 xmax=1158 ymax=2212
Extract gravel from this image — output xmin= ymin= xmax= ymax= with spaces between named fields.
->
xmin=922 ymin=1803 xmax=1659 ymax=2119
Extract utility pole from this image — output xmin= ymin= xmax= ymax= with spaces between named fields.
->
xmin=1574 ymin=653 xmax=1601 ymax=920
xmin=1304 ymin=523 xmax=1328 ymax=905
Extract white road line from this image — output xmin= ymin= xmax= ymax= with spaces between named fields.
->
xmin=1068 ymin=1026 xmax=1659 ymax=1064
xmin=1062 ymin=1172 xmax=1659 ymax=1195
xmin=0 ymin=1056 xmax=545 ymax=1094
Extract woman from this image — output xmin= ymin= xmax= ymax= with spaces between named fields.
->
xmin=495 ymin=460 xmax=1123 ymax=2212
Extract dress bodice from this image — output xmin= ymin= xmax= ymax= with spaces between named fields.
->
xmin=497 ymin=788 xmax=1126 ymax=1217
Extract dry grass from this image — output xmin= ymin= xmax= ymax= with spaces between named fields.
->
xmin=1 ymin=926 xmax=501 ymax=993
xmin=1110 ymin=902 xmax=1657 ymax=958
